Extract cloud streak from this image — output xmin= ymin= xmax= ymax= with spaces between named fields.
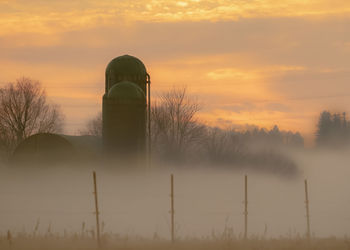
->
xmin=0 ymin=0 xmax=350 ymax=35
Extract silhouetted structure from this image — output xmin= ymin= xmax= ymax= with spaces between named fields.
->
xmin=12 ymin=133 xmax=102 ymax=165
xmin=103 ymin=55 xmax=150 ymax=156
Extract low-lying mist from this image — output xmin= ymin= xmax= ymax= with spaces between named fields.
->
xmin=0 ymin=148 xmax=350 ymax=239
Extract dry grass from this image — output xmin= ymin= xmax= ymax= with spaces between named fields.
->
xmin=0 ymin=233 xmax=349 ymax=250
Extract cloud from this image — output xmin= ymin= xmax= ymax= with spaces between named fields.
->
xmin=0 ymin=0 xmax=350 ymax=35
xmin=264 ymin=103 xmax=291 ymax=112
xmin=207 ymin=66 xmax=305 ymax=81
xmin=221 ymin=102 xmax=258 ymax=113
xmin=268 ymin=68 xmax=350 ymax=101
xmin=212 ymin=101 xmax=291 ymax=114
xmin=207 ymin=68 xmax=259 ymax=80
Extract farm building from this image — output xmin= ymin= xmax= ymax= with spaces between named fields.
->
xmin=11 ymin=55 xmax=151 ymax=166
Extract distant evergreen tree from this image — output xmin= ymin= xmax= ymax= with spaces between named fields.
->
xmin=316 ymin=111 xmax=332 ymax=146
xmin=284 ymin=131 xmax=304 ymax=147
xmin=291 ymin=132 xmax=304 ymax=147
xmin=268 ymin=125 xmax=283 ymax=145
xmin=316 ymin=110 xmax=349 ymax=147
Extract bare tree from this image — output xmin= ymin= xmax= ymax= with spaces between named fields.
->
xmin=79 ymin=112 xmax=102 ymax=137
xmin=203 ymin=127 xmax=230 ymax=162
xmin=0 ymin=77 xmax=64 ymax=152
xmin=151 ymin=87 xmax=205 ymax=160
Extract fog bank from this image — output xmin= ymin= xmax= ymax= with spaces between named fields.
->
xmin=0 ymin=149 xmax=349 ymax=238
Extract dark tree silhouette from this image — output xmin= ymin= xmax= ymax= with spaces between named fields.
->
xmin=316 ymin=111 xmax=332 ymax=146
xmin=151 ymin=87 xmax=205 ymax=161
xmin=203 ymin=127 xmax=232 ymax=163
xmin=316 ymin=110 xmax=349 ymax=147
xmin=80 ymin=112 xmax=102 ymax=137
xmin=268 ymin=125 xmax=283 ymax=145
xmin=284 ymin=131 xmax=304 ymax=147
xmin=0 ymin=77 xmax=64 ymax=152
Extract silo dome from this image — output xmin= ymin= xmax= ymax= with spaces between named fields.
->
xmin=105 ymin=55 xmax=147 ymax=93
xmin=107 ymin=81 xmax=146 ymax=104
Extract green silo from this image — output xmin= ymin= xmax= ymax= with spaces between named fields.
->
xmin=103 ymin=55 xmax=150 ymax=156
xmin=105 ymin=55 xmax=148 ymax=94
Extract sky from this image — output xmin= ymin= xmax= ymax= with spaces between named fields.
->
xmin=0 ymin=0 xmax=350 ymax=144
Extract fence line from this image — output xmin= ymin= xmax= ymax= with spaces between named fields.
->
xmin=0 ymin=172 xmax=316 ymax=241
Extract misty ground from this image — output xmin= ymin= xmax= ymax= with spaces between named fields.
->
xmin=0 ymin=148 xmax=349 ymax=249
xmin=1 ymin=237 xmax=350 ymax=250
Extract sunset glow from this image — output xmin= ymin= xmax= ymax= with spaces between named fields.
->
xmin=1 ymin=0 xmax=350 ymax=144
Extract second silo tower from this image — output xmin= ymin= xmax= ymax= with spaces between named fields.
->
xmin=102 ymin=55 xmax=150 ymax=156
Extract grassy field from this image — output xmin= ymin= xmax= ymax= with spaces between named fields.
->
xmin=1 ymin=233 xmax=349 ymax=250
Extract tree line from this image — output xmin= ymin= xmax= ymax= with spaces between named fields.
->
xmin=316 ymin=111 xmax=350 ymax=148
xmin=148 ymin=88 xmax=302 ymax=175
xmin=0 ymin=77 xmax=309 ymax=175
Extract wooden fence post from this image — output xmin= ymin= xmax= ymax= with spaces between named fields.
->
xmin=304 ymin=179 xmax=311 ymax=239
xmin=93 ymin=171 xmax=101 ymax=248
xmin=244 ymin=175 xmax=248 ymax=239
xmin=170 ymin=174 xmax=175 ymax=242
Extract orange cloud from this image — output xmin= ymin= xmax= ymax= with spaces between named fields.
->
xmin=0 ymin=0 xmax=350 ymax=35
